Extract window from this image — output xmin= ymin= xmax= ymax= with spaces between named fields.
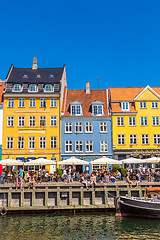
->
xmin=50 ymin=137 xmax=57 ymax=149
xmin=85 ymin=141 xmax=93 ymax=152
xmin=40 ymin=116 xmax=46 ymax=127
xmin=75 ymin=140 xmax=83 ymax=152
xmin=39 ymin=137 xmax=46 ymax=149
xmin=117 ymin=117 xmax=124 ymax=126
xmin=121 ymin=102 xmax=130 ymax=111
xmin=8 ymin=98 xmax=14 ymax=108
xmin=100 ymin=141 xmax=108 ymax=152
xmin=118 ymin=135 xmax=125 ymax=145
xmin=7 ymin=116 xmax=14 ymax=127
xmin=29 ymin=98 xmax=36 ymax=107
xmin=130 ymin=135 xmax=137 ymax=145
xmin=71 ymin=105 xmax=82 ymax=116
xmin=140 ymin=102 xmax=146 ymax=108
xmin=75 ymin=122 xmax=83 ymax=133
xmin=18 ymin=137 xmax=24 ymax=149
xmin=92 ymin=105 xmax=103 ymax=115
xmin=154 ymin=134 xmax=160 ymax=144
xmin=50 ymin=98 xmax=57 ymax=107
xmin=7 ymin=137 xmax=13 ymax=149
xmin=65 ymin=122 xmax=72 ymax=133
xmin=18 ymin=116 xmax=25 ymax=127
xmin=44 ymin=84 xmax=53 ymax=92
xmin=19 ymin=98 xmax=25 ymax=108
xmin=29 ymin=116 xmax=36 ymax=127
xmin=141 ymin=117 xmax=148 ymax=126
xmin=12 ymin=84 xmax=22 ymax=92
xmin=100 ymin=122 xmax=107 ymax=132
xmin=142 ymin=134 xmax=149 ymax=145
xmin=40 ymin=98 xmax=46 ymax=108
xmin=85 ymin=122 xmax=93 ymax=133
xmin=28 ymin=137 xmax=35 ymax=149
xmin=29 ymin=84 xmax=38 ymax=92
xmin=65 ymin=141 xmax=73 ymax=152
xmin=152 ymin=102 xmax=158 ymax=109
xmin=50 ymin=116 xmax=57 ymax=127
xmin=152 ymin=117 xmax=159 ymax=126
xmin=129 ymin=117 xmax=136 ymax=126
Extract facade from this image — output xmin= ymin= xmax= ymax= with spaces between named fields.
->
xmin=0 ymin=82 xmax=5 ymax=160
xmin=2 ymin=58 xmax=67 ymax=171
xmin=109 ymin=85 xmax=160 ymax=160
xmin=61 ymin=82 xmax=112 ymax=172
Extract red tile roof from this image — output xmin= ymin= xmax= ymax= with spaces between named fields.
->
xmin=0 ymin=82 xmax=4 ymax=104
xmin=63 ymin=89 xmax=109 ymax=116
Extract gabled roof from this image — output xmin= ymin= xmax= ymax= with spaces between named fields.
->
xmin=63 ymin=89 xmax=109 ymax=116
xmin=134 ymin=85 xmax=160 ymax=100
xmin=0 ymin=81 xmax=5 ymax=104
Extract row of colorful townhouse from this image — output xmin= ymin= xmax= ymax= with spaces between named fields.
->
xmin=0 ymin=58 xmax=160 ymax=172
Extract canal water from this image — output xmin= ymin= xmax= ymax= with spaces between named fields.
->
xmin=0 ymin=213 xmax=160 ymax=239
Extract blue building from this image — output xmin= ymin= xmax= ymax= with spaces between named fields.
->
xmin=61 ymin=82 xmax=112 ymax=173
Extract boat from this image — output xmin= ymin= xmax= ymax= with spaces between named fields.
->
xmin=115 ymin=187 xmax=160 ymax=218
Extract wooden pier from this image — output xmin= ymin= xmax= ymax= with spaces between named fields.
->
xmin=0 ymin=181 xmax=159 ymax=214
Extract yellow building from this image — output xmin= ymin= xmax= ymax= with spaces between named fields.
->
xmin=109 ymin=85 xmax=160 ymax=160
xmin=2 ymin=58 xmax=67 ymax=172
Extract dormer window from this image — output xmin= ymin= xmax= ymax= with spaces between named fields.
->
xmin=12 ymin=84 xmax=22 ymax=92
xmin=49 ymin=74 xmax=54 ymax=78
xmin=91 ymin=101 xmax=104 ymax=116
xmin=28 ymin=84 xmax=38 ymax=92
xmin=23 ymin=75 xmax=28 ymax=78
xmin=36 ymin=74 xmax=41 ymax=78
xmin=121 ymin=102 xmax=130 ymax=111
xmin=70 ymin=102 xmax=82 ymax=116
xmin=44 ymin=84 xmax=54 ymax=92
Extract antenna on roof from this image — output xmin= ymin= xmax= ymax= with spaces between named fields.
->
xmin=96 ymin=76 xmax=101 ymax=89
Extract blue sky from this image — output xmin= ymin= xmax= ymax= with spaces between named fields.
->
xmin=0 ymin=0 xmax=160 ymax=89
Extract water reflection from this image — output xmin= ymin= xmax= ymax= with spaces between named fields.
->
xmin=0 ymin=213 xmax=160 ymax=239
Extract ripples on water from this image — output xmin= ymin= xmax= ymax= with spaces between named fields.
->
xmin=0 ymin=212 xmax=160 ymax=240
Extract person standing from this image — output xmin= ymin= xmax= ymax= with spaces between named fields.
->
xmin=19 ymin=167 xmax=24 ymax=183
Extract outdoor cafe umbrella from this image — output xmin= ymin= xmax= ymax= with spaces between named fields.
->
xmin=90 ymin=156 xmax=122 ymax=165
xmin=57 ymin=157 xmax=88 ymax=165
xmin=122 ymin=157 xmax=145 ymax=164
xmin=144 ymin=157 xmax=160 ymax=164
xmin=1 ymin=158 xmax=23 ymax=166
xmin=24 ymin=158 xmax=57 ymax=166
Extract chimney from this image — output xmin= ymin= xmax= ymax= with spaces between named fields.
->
xmin=86 ymin=81 xmax=90 ymax=94
xmin=32 ymin=57 xmax=38 ymax=70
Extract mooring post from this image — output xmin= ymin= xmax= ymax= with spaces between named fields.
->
xmin=80 ymin=187 xmax=83 ymax=206
xmin=57 ymin=187 xmax=60 ymax=206
xmin=32 ymin=190 xmax=35 ymax=207
xmin=21 ymin=191 xmax=24 ymax=207
xmin=69 ymin=187 xmax=72 ymax=206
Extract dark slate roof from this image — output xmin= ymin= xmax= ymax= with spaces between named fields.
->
xmin=7 ymin=66 xmax=64 ymax=84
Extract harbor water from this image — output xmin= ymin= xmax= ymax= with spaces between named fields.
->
xmin=0 ymin=213 xmax=160 ymax=239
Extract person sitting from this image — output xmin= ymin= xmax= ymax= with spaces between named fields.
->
xmin=111 ymin=175 xmax=116 ymax=183
xmin=28 ymin=174 xmax=35 ymax=189
xmin=90 ymin=173 xmax=97 ymax=188
xmin=25 ymin=171 xmax=31 ymax=182
xmin=15 ymin=175 xmax=23 ymax=190
xmin=80 ymin=174 xmax=89 ymax=190
xmin=104 ymin=172 xmax=110 ymax=183
xmin=135 ymin=173 xmax=142 ymax=187
xmin=116 ymin=170 xmax=121 ymax=181
xmin=126 ymin=173 xmax=133 ymax=188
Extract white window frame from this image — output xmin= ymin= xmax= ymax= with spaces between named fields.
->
xmin=152 ymin=102 xmax=158 ymax=109
xmin=50 ymin=136 xmax=57 ymax=149
xmin=75 ymin=122 xmax=83 ymax=133
xmin=40 ymin=98 xmax=46 ymax=108
xmin=85 ymin=141 xmax=93 ymax=152
xmin=65 ymin=140 xmax=73 ymax=153
xmin=8 ymin=98 xmax=14 ymax=108
xmin=71 ymin=105 xmax=82 ymax=116
xmin=50 ymin=116 xmax=57 ymax=127
xmin=28 ymin=137 xmax=35 ymax=149
xmin=7 ymin=116 xmax=14 ymax=127
xmin=129 ymin=134 xmax=137 ymax=145
xmin=121 ymin=102 xmax=130 ymax=111
xmin=75 ymin=140 xmax=83 ymax=153
xmin=141 ymin=134 xmax=149 ymax=145
xmin=85 ymin=122 xmax=93 ymax=133
xmin=50 ymin=98 xmax=57 ymax=108
xmin=65 ymin=122 xmax=72 ymax=133
xmin=141 ymin=117 xmax=148 ymax=126
xmin=18 ymin=116 xmax=25 ymax=127
xmin=28 ymin=84 xmax=38 ymax=92
xmin=40 ymin=116 xmax=46 ymax=127
xmin=29 ymin=116 xmax=36 ymax=127
xmin=100 ymin=122 xmax=107 ymax=133
xmin=129 ymin=117 xmax=136 ymax=126
xmin=12 ymin=84 xmax=22 ymax=92
xmin=154 ymin=134 xmax=160 ymax=145
xmin=18 ymin=137 xmax=24 ymax=149
xmin=152 ymin=117 xmax=159 ymax=126
xmin=118 ymin=135 xmax=125 ymax=145
xmin=18 ymin=98 xmax=25 ymax=108
xmin=117 ymin=117 xmax=124 ymax=126
xmin=100 ymin=141 xmax=108 ymax=152
xmin=92 ymin=105 xmax=103 ymax=116
xmin=7 ymin=137 xmax=13 ymax=149
xmin=44 ymin=84 xmax=54 ymax=92
xmin=140 ymin=102 xmax=147 ymax=109
xmin=29 ymin=98 xmax=36 ymax=108
xmin=39 ymin=137 xmax=46 ymax=149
